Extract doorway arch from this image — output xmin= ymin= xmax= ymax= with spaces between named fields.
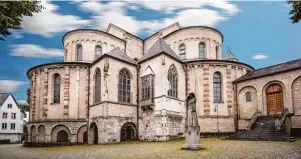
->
xmin=266 ymin=84 xmax=284 ymax=115
xmin=57 ymin=130 xmax=68 ymax=142
xmin=120 ymin=122 xmax=137 ymax=141
xmin=30 ymin=125 xmax=36 ymax=143
xmin=89 ymin=122 xmax=98 ymax=144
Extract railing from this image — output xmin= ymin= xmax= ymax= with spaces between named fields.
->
xmin=247 ymin=110 xmax=262 ymax=131
xmin=276 ymin=108 xmax=289 ymax=131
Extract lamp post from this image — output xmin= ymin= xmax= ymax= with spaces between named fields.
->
xmin=214 ymin=105 xmax=220 ymax=138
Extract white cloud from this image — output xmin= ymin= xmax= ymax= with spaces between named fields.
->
xmin=9 ymin=44 xmax=63 ymax=58
xmin=17 ymin=100 xmax=28 ymax=105
xmin=0 ymin=80 xmax=27 ymax=93
xmin=252 ymin=54 xmax=269 ymax=60
xmin=20 ymin=1 xmax=90 ymax=37
xmin=76 ymin=1 xmax=240 ymax=35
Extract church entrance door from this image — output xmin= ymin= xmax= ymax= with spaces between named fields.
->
xmin=266 ymin=84 xmax=284 ymax=115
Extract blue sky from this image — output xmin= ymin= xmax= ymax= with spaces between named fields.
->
xmin=0 ymin=1 xmax=300 ymax=102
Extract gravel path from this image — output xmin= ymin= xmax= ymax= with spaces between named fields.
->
xmin=0 ymin=139 xmax=300 ymax=159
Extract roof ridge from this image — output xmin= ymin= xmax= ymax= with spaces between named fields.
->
xmin=255 ymin=58 xmax=301 ymax=71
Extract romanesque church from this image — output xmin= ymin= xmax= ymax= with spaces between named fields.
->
xmin=24 ymin=22 xmax=301 ymax=144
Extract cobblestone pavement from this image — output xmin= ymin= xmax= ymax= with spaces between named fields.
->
xmin=0 ymin=139 xmax=300 ymax=159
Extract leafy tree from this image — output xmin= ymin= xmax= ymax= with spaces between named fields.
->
xmin=288 ymin=0 xmax=301 ymax=23
xmin=0 ymin=1 xmax=43 ymax=40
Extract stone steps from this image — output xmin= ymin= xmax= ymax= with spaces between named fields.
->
xmin=226 ymin=115 xmax=296 ymax=142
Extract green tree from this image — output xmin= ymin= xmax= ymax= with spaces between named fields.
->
xmin=288 ymin=1 xmax=301 ymax=23
xmin=0 ymin=1 xmax=43 ymax=40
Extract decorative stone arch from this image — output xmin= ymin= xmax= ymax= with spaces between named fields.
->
xmin=120 ymin=122 xmax=137 ymax=142
xmin=238 ymin=86 xmax=258 ymax=119
xmin=292 ymin=76 xmax=301 ymax=115
xmin=51 ymin=125 xmax=71 ymax=143
xmin=89 ymin=122 xmax=98 ymax=144
xmin=37 ymin=125 xmax=46 ymax=143
xmin=117 ymin=67 xmax=133 ymax=79
xmin=77 ymin=125 xmax=87 ymax=143
xmin=30 ymin=125 xmax=36 ymax=143
xmin=103 ymin=42 xmax=107 ymax=54
xmin=262 ymin=81 xmax=286 ymax=115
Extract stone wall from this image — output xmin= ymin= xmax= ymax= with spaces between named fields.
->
xmin=28 ymin=62 xmax=89 ymax=121
xmin=163 ymin=27 xmax=223 ymax=60
xmin=186 ymin=60 xmax=251 ymax=133
xmin=25 ymin=121 xmax=87 ymax=143
xmin=63 ymin=30 xmax=126 ymax=62
xmin=236 ymin=69 xmax=301 ymax=130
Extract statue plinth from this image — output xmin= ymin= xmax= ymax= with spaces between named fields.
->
xmin=182 ymin=93 xmax=202 ymax=150
xmin=182 ymin=125 xmax=201 ymax=150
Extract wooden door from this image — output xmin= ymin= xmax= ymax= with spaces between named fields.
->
xmin=266 ymin=84 xmax=284 ymax=115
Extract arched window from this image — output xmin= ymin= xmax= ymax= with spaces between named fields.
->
xmin=167 ymin=64 xmax=178 ymax=98
xmin=76 ymin=44 xmax=83 ymax=61
xmin=64 ymin=49 xmax=68 ymax=61
xmin=179 ymin=43 xmax=186 ymax=60
xmin=94 ymin=68 xmax=101 ymax=103
xmin=53 ymin=74 xmax=61 ymax=104
xmin=142 ymin=75 xmax=154 ymax=102
xmin=118 ymin=69 xmax=131 ymax=103
xmin=199 ymin=42 xmax=206 ymax=58
xmin=95 ymin=45 xmax=102 ymax=58
xmin=246 ymin=92 xmax=251 ymax=102
xmin=213 ymin=72 xmax=222 ymax=103
xmin=216 ymin=46 xmax=219 ymax=59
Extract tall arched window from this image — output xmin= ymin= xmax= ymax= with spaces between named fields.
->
xmin=118 ymin=69 xmax=131 ymax=103
xmin=64 ymin=49 xmax=68 ymax=61
xmin=246 ymin=92 xmax=251 ymax=102
xmin=53 ymin=74 xmax=61 ymax=104
xmin=213 ymin=72 xmax=222 ymax=103
xmin=167 ymin=64 xmax=178 ymax=98
xmin=95 ymin=45 xmax=102 ymax=58
xmin=179 ymin=43 xmax=186 ymax=60
xmin=76 ymin=44 xmax=83 ymax=61
xmin=94 ymin=68 xmax=101 ymax=103
xmin=142 ymin=75 xmax=154 ymax=101
xmin=216 ymin=46 xmax=219 ymax=59
xmin=199 ymin=42 xmax=206 ymax=58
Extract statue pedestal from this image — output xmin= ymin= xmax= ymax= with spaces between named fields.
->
xmin=182 ymin=125 xmax=201 ymax=150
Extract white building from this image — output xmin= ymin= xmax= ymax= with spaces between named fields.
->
xmin=0 ymin=93 xmax=24 ymax=143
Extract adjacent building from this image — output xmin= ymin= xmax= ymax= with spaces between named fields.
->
xmin=0 ymin=93 xmax=24 ymax=143
xmin=24 ymin=22 xmax=301 ymax=144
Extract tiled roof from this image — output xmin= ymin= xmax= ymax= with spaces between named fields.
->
xmin=139 ymin=38 xmax=180 ymax=62
xmin=224 ymin=48 xmax=238 ymax=61
xmin=106 ymin=48 xmax=137 ymax=65
xmin=0 ymin=93 xmax=9 ymax=106
xmin=236 ymin=58 xmax=301 ymax=82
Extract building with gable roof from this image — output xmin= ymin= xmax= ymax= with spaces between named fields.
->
xmin=0 ymin=93 xmax=24 ymax=143
xmin=25 ymin=22 xmax=301 ymax=145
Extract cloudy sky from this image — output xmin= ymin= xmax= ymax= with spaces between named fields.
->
xmin=0 ymin=0 xmax=300 ymax=102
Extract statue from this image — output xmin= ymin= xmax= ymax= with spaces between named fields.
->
xmin=182 ymin=93 xmax=201 ymax=150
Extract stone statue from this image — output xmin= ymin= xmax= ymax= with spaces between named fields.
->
xmin=182 ymin=93 xmax=201 ymax=150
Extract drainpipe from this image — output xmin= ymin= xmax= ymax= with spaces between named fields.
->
xmin=87 ymin=67 xmax=90 ymax=143
xmin=234 ymin=80 xmax=238 ymax=132
xmin=136 ymin=64 xmax=140 ymax=141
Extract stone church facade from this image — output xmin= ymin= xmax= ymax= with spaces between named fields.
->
xmin=24 ymin=22 xmax=301 ymax=144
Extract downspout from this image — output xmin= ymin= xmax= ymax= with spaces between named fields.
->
xmin=234 ymin=80 xmax=238 ymax=132
xmin=184 ymin=62 xmax=188 ymax=97
xmin=87 ymin=67 xmax=90 ymax=143
xmin=136 ymin=64 xmax=140 ymax=141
